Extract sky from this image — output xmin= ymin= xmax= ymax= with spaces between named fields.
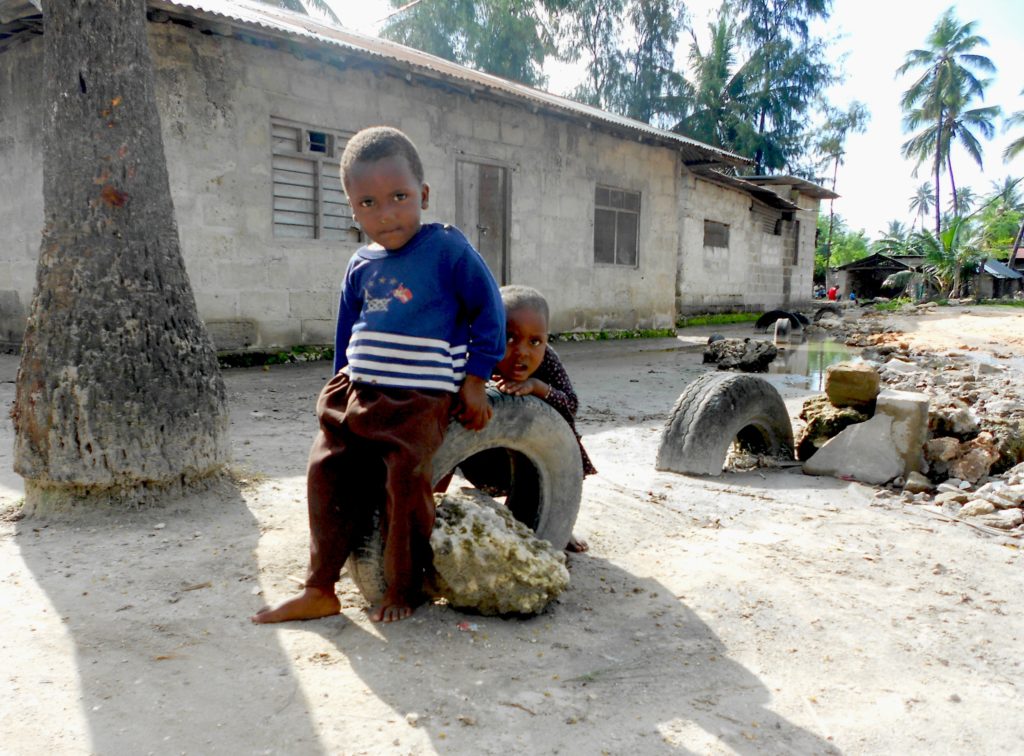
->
xmin=328 ymin=0 xmax=1024 ymax=239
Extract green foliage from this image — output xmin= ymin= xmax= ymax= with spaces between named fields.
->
xmin=871 ymin=297 xmax=913 ymax=311
xmin=549 ymin=0 xmax=687 ymax=126
xmin=381 ymin=0 xmax=554 ymax=87
xmin=815 ymin=213 xmax=869 ymax=276
xmin=722 ymin=0 xmax=837 ymax=173
xmin=218 ymin=345 xmax=333 ymax=369
xmin=552 ymin=327 xmax=678 ymax=341
xmin=675 ymin=312 xmax=761 ymax=328
xmin=907 ymin=215 xmax=985 ymax=298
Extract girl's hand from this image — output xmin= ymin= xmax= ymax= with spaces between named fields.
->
xmin=494 ymin=376 xmax=547 ymax=398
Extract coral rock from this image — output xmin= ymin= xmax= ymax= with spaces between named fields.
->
xmin=430 ymin=488 xmax=569 ymax=616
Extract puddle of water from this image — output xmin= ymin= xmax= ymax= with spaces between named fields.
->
xmin=769 ymin=336 xmax=861 ymax=391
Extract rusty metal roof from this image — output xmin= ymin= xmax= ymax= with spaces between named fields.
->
xmin=153 ymin=0 xmax=750 ymax=167
xmin=738 ymin=174 xmax=839 ymax=200
xmin=0 ymin=0 xmax=749 ymax=167
xmin=693 ymin=169 xmax=801 ymax=212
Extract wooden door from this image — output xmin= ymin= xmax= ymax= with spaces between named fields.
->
xmin=456 ymin=160 xmax=509 ymax=284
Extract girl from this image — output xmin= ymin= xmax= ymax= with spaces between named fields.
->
xmin=461 ymin=285 xmax=596 ymax=552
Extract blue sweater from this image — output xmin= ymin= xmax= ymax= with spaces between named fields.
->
xmin=333 ymin=223 xmax=506 ymax=393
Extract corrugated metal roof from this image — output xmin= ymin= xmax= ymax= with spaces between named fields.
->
xmin=739 ymin=174 xmax=839 ymax=200
xmin=693 ymin=168 xmax=801 ymax=211
xmin=983 ymin=258 xmax=1023 ymax=280
xmin=145 ymin=0 xmax=750 ymax=167
xmin=0 ymin=0 xmax=752 ymax=164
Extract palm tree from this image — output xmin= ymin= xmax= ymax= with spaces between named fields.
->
xmin=897 ymin=8 xmax=996 ymax=235
xmin=873 ymin=220 xmax=911 ymax=256
xmin=908 ymin=182 xmax=934 ymax=230
xmin=675 ymin=10 xmax=745 ymax=149
xmin=911 ymin=216 xmax=984 ymax=297
xmin=950 ymin=185 xmax=975 ymax=216
xmin=988 ymin=175 xmax=1023 ymax=211
xmin=810 ymin=101 xmax=869 ymax=287
xmin=1004 ymin=88 xmax=1024 ymax=162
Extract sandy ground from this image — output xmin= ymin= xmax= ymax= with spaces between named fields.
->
xmin=2 ymin=305 xmax=1023 ymax=755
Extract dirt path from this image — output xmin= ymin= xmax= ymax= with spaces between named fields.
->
xmin=2 ymin=306 xmax=1023 ymax=754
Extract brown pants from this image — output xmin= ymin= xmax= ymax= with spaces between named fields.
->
xmin=305 ymin=371 xmax=452 ymax=599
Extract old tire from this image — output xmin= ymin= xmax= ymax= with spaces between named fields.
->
xmin=754 ymin=309 xmax=804 ymax=333
xmin=656 ymin=372 xmax=794 ymax=476
xmin=813 ymin=305 xmax=842 ymax=322
xmin=346 ymin=392 xmax=583 ymax=603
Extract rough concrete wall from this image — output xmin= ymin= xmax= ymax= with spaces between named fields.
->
xmin=150 ymin=21 xmax=680 ymax=343
xmin=677 ymin=176 xmax=785 ymax=314
xmin=676 ymin=176 xmax=819 ymax=315
xmin=0 ymin=20 xmax=688 ymax=350
xmin=0 ymin=36 xmax=44 ymax=351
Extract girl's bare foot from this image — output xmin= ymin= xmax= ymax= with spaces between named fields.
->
xmin=251 ymin=587 xmax=340 ymax=624
xmin=370 ymin=587 xmax=421 ymax=622
xmin=566 ymin=534 xmax=589 ymax=553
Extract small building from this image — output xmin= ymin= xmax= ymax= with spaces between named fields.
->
xmin=833 ymin=253 xmax=924 ymax=301
xmin=975 ymin=258 xmax=1024 ymax=299
xmin=0 ymin=0 xmax=832 ymax=353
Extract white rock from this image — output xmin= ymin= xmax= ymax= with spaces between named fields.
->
xmin=430 ymin=489 xmax=570 ymax=616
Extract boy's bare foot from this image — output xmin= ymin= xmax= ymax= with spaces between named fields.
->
xmin=251 ymin=586 xmax=341 ymax=624
xmin=566 ymin=534 xmax=589 ymax=553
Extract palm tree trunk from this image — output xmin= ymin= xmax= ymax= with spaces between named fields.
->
xmin=934 ymin=107 xmax=943 ymax=235
xmin=13 ymin=0 xmax=230 ymax=513
xmin=823 ymin=155 xmax=840 ymax=288
xmin=947 ymin=151 xmax=958 ymax=216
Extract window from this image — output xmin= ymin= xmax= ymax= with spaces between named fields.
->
xmin=271 ymin=118 xmax=354 ymax=240
xmin=703 ymin=219 xmax=729 ymax=248
xmin=594 ymin=185 xmax=640 ymax=266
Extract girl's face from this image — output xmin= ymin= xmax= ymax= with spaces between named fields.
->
xmin=497 ymin=307 xmax=548 ymax=383
xmin=345 ymin=154 xmax=429 ymax=251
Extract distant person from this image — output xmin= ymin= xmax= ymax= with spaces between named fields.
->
xmin=252 ymin=126 xmax=505 ymax=625
xmin=827 ymin=286 xmax=838 ymax=301
xmin=849 ymin=291 xmax=858 ymax=303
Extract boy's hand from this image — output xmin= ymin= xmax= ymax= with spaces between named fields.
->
xmin=455 ymin=375 xmax=492 ymax=430
xmin=494 ymin=376 xmax=548 ymax=398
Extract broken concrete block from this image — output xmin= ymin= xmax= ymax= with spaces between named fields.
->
xmin=875 ymin=389 xmax=929 ymax=476
xmin=948 ymin=432 xmax=1001 ymax=484
xmin=802 ymin=414 xmax=903 ymax=485
xmin=903 ymin=471 xmax=933 ymax=494
xmin=825 ymin=361 xmax=880 ymax=410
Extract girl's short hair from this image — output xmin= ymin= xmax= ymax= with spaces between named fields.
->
xmin=340 ymin=126 xmax=424 ymax=188
xmin=500 ymin=285 xmax=549 ymax=323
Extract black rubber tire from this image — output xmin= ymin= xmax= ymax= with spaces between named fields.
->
xmin=754 ymin=309 xmax=803 ymax=333
xmin=813 ymin=305 xmax=842 ymax=322
xmin=656 ymin=372 xmax=795 ymax=476
xmin=346 ymin=392 xmax=584 ymax=603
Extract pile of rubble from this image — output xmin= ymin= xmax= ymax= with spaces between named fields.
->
xmin=800 ymin=305 xmax=1024 ymax=535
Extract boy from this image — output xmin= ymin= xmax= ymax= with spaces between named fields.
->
xmin=253 ymin=126 xmax=505 ymax=624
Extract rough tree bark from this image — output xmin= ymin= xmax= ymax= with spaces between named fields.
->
xmin=12 ymin=0 xmax=230 ymax=513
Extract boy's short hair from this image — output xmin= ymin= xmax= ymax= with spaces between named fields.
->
xmin=340 ymin=126 xmax=424 ymax=188
xmin=501 ymin=285 xmax=549 ymax=324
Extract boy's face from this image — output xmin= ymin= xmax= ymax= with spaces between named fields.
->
xmin=345 ymin=154 xmax=429 ymax=251
xmin=497 ymin=307 xmax=548 ymax=383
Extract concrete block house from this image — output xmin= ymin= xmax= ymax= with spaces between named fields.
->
xmin=0 ymin=0 xmax=834 ymax=353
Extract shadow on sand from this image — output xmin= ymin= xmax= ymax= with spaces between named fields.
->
xmin=15 ymin=480 xmax=327 ymax=754
xmin=302 ymin=553 xmax=839 ymax=755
